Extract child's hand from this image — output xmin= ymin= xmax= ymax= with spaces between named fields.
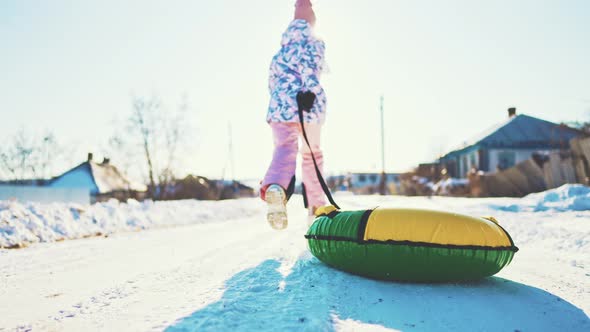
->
xmin=297 ymin=91 xmax=316 ymax=112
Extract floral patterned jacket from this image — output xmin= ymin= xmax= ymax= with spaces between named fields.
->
xmin=266 ymin=19 xmax=326 ymax=124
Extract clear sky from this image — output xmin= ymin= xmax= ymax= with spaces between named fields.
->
xmin=1 ymin=0 xmax=589 ymax=181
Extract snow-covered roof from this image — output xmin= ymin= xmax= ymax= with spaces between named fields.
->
xmin=88 ymin=162 xmax=147 ymax=193
xmin=52 ymin=161 xmax=146 ymax=194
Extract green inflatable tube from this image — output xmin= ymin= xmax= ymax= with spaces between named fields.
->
xmin=305 ymin=207 xmax=518 ymax=282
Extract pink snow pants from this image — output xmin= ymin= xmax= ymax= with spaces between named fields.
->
xmin=261 ymin=122 xmax=326 ymax=209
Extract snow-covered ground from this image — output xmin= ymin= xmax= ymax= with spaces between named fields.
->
xmin=1 ymin=185 xmax=589 ymax=331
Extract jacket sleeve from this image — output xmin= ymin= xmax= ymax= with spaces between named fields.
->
xmin=297 ymin=40 xmax=325 ymax=95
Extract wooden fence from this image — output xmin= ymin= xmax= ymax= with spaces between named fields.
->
xmin=469 ymin=136 xmax=590 ymax=197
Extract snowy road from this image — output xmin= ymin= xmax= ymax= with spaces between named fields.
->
xmin=1 ymin=194 xmax=589 ymax=331
xmin=1 ymin=214 xmax=299 ymax=331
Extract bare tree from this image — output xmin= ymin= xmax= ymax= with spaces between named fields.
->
xmin=158 ymin=95 xmax=189 ymax=195
xmin=0 ymin=129 xmax=62 ymax=181
xmin=109 ymin=94 xmax=189 ymax=199
xmin=130 ymin=95 xmax=159 ymax=197
xmin=105 ymin=135 xmax=138 ymax=177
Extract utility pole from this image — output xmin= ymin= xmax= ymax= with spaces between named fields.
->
xmin=379 ymin=95 xmax=387 ymax=195
xmin=221 ymin=122 xmax=235 ymax=181
xmin=228 ymin=122 xmax=235 ymax=180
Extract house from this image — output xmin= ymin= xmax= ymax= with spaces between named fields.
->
xmin=0 ymin=180 xmax=90 ymax=204
xmin=213 ymin=179 xmax=257 ymax=200
xmin=163 ymin=175 xmax=218 ymax=200
xmin=49 ymin=153 xmax=147 ymax=202
xmin=167 ymin=175 xmax=257 ymax=200
xmin=328 ymin=172 xmax=401 ymax=195
xmin=439 ymin=108 xmax=583 ymax=178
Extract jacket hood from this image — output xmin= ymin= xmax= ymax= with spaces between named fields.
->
xmin=281 ymin=19 xmax=313 ymax=46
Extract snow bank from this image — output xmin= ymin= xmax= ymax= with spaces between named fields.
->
xmin=432 ymin=177 xmax=470 ymax=195
xmin=0 ymin=198 xmax=261 ymax=248
xmin=491 ymin=184 xmax=590 ymax=212
xmin=4 ymin=184 xmax=589 ymax=248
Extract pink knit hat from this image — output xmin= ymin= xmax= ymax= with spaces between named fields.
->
xmin=294 ymin=0 xmax=316 ymax=27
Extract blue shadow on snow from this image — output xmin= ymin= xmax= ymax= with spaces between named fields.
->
xmin=165 ymin=258 xmax=590 ymax=332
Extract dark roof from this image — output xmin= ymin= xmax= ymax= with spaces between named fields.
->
xmin=441 ymin=114 xmax=582 ymax=160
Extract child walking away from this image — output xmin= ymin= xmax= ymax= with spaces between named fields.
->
xmin=260 ymin=0 xmax=328 ymax=230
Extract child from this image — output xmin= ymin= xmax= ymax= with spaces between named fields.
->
xmin=260 ymin=0 xmax=327 ymax=229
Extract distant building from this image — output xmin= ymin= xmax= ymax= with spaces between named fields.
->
xmin=164 ymin=175 xmax=217 ymax=200
xmin=439 ymin=108 xmax=583 ymax=178
xmin=164 ymin=175 xmax=257 ymax=201
xmin=328 ymin=172 xmax=401 ymax=195
xmin=213 ymin=179 xmax=257 ymax=200
xmin=49 ymin=153 xmax=147 ymax=202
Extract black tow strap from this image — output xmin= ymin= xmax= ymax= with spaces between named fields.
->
xmin=297 ymin=92 xmax=340 ymax=210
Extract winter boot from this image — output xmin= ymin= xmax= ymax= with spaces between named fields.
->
xmin=265 ymin=184 xmax=288 ymax=230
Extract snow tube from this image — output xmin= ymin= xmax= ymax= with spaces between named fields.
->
xmin=305 ymin=206 xmax=518 ymax=282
